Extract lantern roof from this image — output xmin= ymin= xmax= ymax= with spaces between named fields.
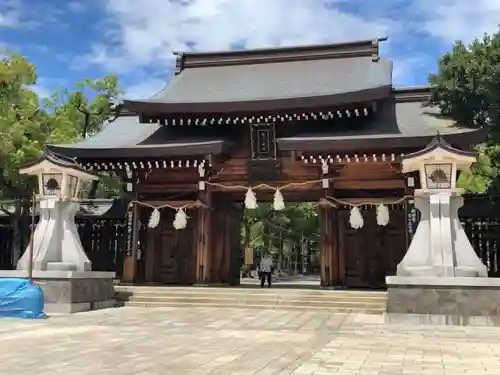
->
xmin=401 ymin=132 xmax=477 ymax=174
xmin=20 ymin=148 xmax=98 ymax=181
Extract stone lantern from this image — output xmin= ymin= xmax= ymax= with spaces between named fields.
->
xmin=0 ymin=149 xmax=116 ymax=313
xmin=16 ymin=150 xmax=97 ymax=272
xmin=395 ymin=133 xmax=486 ymax=277
xmin=385 ymin=134 xmax=500 ymax=327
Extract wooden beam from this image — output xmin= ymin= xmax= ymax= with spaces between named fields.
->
xmin=208 ymin=181 xmax=324 ymax=191
xmin=138 ymin=183 xmax=198 ymax=193
xmin=334 ymin=179 xmax=405 ymax=190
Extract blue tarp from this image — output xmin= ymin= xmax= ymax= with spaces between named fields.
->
xmin=0 ymin=278 xmax=46 ymax=319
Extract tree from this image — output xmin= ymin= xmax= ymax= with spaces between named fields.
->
xmin=43 ymin=75 xmax=124 ymax=198
xmin=0 ymin=52 xmax=123 ymax=265
xmin=0 ymin=54 xmax=50 ymax=263
xmin=428 ymin=30 xmax=500 ymax=192
xmin=240 ymin=202 xmax=319 ymax=275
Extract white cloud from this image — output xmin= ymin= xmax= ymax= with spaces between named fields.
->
xmin=75 ymin=0 xmax=500 ymax=92
xmin=417 ymin=0 xmax=500 ymax=44
xmin=0 ymin=43 xmax=9 ymax=58
xmin=81 ymin=0 xmax=395 ymax=73
xmin=31 ymin=78 xmax=68 ymax=99
xmin=0 ymin=0 xmax=64 ymax=30
xmin=67 ymin=1 xmax=86 ymax=13
xmin=0 ymin=12 xmax=18 ymax=27
xmin=0 ymin=0 xmax=22 ymax=28
xmin=122 ymin=78 xmax=166 ymax=99
xmin=392 ymin=54 xmax=435 ymax=86
xmin=32 ymin=84 xmax=51 ymax=99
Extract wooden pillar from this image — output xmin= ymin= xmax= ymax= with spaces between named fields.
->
xmin=331 ymin=208 xmax=340 ymax=284
xmin=318 ymin=164 xmax=340 ymax=287
xmin=121 ymin=201 xmax=140 ymax=283
xmin=144 ymin=226 xmax=156 ymax=283
xmin=228 ymin=203 xmax=243 ymax=286
xmin=121 ymin=170 xmax=140 ymax=283
xmin=210 ymin=197 xmax=225 ymax=284
xmin=319 ymin=203 xmax=331 ymax=286
xmin=209 ymin=198 xmax=242 ymax=285
xmin=195 ymin=189 xmax=212 ymax=284
xmin=319 ymin=203 xmax=340 ymax=287
xmin=337 ymin=209 xmax=345 ymax=284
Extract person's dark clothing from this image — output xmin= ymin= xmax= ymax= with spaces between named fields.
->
xmin=260 ymin=271 xmax=271 ymax=288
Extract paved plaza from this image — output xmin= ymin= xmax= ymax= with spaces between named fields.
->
xmin=0 ymin=307 xmax=500 ymax=374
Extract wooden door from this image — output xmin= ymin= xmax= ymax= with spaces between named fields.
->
xmin=339 ymin=210 xmax=370 ymax=288
xmin=146 ymin=210 xmax=197 ymax=284
xmin=210 ymin=201 xmax=243 ymax=285
xmin=339 ymin=208 xmax=406 ymax=288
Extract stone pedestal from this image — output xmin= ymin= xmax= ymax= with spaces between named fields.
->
xmin=0 ymin=270 xmax=116 ymax=313
xmin=397 ymin=193 xmax=487 ymax=277
xmin=386 ymin=192 xmax=495 ymax=326
xmin=3 ymin=198 xmax=116 ymax=314
xmin=17 ymin=199 xmax=91 ymax=272
xmin=386 ymin=276 xmax=500 ymax=326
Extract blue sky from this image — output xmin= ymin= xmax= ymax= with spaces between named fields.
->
xmin=2 ymin=0 xmax=499 ymax=100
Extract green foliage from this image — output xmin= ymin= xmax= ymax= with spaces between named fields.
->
xmin=457 ymin=147 xmax=496 ymax=192
xmin=0 ymin=54 xmax=47 ymax=198
xmin=428 ymin=29 xmax=500 ymax=192
xmin=241 ymin=202 xmax=319 ymax=271
xmin=43 ymin=75 xmax=122 ymax=139
xmin=43 ymin=75 xmax=124 ymax=198
xmin=0 ymin=52 xmax=124 ymax=263
xmin=0 ymin=52 xmax=124 ymax=202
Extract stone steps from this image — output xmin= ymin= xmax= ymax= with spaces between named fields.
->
xmin=115 ymin=286 xmax=387 ymax=314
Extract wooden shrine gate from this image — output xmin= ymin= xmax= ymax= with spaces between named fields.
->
xmin=133 ymin=195 xmax=407 ymax=289
xmin=319 ymin=204 xmax=407 ymax=289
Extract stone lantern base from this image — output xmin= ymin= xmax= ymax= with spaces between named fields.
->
xmin=385 ymin=276 xmax=500 ymax=326
xmin=0 ymin=270 xmax=116 ymax=313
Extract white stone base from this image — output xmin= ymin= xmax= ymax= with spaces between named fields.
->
xmin=0 ymin=270 xmax=116 ymax=314
xmin=386 ymin=276 xmax=500 ymax=326
xmin=386 ymin=276 xmax=500 ymax=287
xmin=385 ymin=312 xmax=497 ymax=326
xmin=0 ymin=270 xmax=115 ymax=279
xmin=45 ymin=299 xmax=117 ymax=314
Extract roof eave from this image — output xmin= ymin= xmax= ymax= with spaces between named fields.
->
xmin=277 ymin=128 xmax=487 ymax=153
xmin=401 ymin=133 xmax=477 ymax=160
xmin=47 ymin=141 xmax=232 ymax=160
xmin=123 ymin=86 xmax=392 ymax=115
xmin=21 ymin=149 xmax=98 ymax=177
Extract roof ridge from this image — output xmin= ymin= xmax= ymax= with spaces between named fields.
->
xmin=393 ymin=86 xmax=430 ymax=103
xmin=173 ymin=37 xmax=388 ymax=74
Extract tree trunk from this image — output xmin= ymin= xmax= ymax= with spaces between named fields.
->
xmin=10 ymin=201 xmax=22 ymax=268
xmin=10 ymin=199 xmax=31 ymax=268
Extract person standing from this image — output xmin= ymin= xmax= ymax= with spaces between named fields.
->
xmin=259 ymin=254 xmax=274 ymax=288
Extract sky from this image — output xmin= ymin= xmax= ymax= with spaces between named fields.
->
xmin=1 ymin=0 xmax=500 ymax=100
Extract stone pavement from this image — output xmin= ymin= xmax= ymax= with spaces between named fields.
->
xmin=0 ymin=307 xmax=500 ymax=375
